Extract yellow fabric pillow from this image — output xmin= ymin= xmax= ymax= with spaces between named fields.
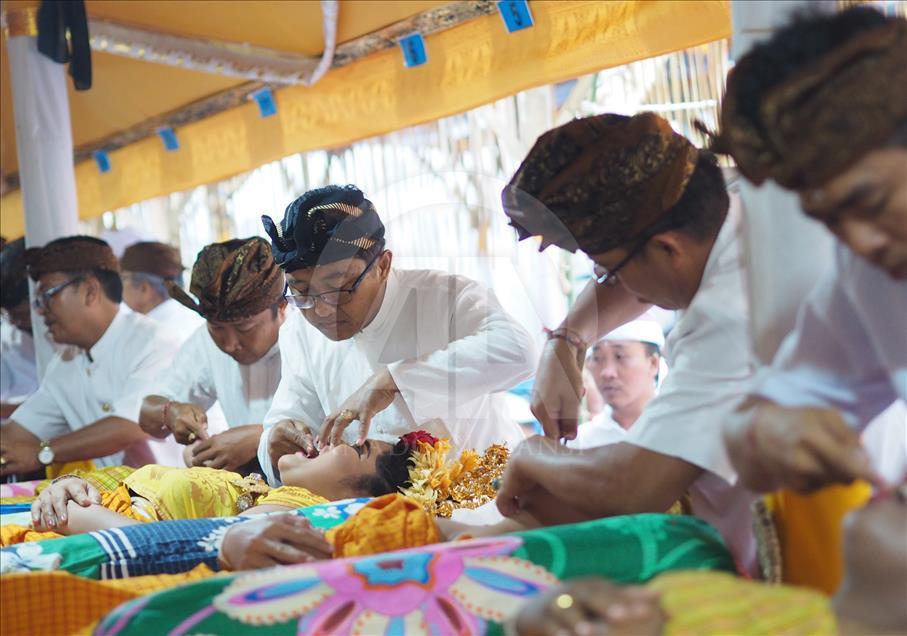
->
xmin=329 ymin=493 xmax=441 ymax=558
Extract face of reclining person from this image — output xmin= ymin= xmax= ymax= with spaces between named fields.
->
xmin=276 ymin=439 xmax=394 ymax=501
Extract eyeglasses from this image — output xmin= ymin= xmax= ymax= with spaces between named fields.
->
xmin=595 ymin=237 xmax=651 ymax=287
xmin=32 ymin=277 xmax=83 ymax=311
xmin=284 ymin=254 xmax=380 ymax=310
xmin=594 ymin=216 xmax=681 ymax=287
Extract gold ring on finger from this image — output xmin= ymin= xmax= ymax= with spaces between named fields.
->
xmin=340 ymin=409 xmax=355 ymax=420
xmin=554 ymin=593 xmax=575 ymax=610
xmin=187 ymin=433 xmax=197 ymax=443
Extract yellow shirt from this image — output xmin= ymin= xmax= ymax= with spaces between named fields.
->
xmin=124 ymin=465 xmax=328 ymax=521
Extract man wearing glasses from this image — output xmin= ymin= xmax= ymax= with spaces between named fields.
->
xmin=258 ymin=185 xmax=535 ymax=486
xmin=495 ymin=112 xmax=759 ymax=575
xmin=138 ymin=237 xmax=297 ymax=473
xmin=0 ymin=236 xmax=180 ymax=479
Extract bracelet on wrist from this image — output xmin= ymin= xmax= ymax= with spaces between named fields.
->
xmin=50 ymin=473 xmax=80 ymax=485
xmin=543 ymin=327 xmax=588 ymax=351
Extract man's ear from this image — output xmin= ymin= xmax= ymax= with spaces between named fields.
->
xmin=378 ymin=250 xmax=393 ymax=281
xmin=83 ymin=276 xmax=102 ymax=306
xmin=648 ymin=232 xmax=685 ymax=270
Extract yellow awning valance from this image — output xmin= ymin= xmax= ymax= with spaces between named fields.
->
xmin=0 ymin=1 xmax=730 ymax=237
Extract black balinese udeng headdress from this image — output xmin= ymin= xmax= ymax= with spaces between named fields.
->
xmin=262 ymin=185 xmax=386 ymax=271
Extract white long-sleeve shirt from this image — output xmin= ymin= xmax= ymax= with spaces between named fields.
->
xmin=568 ymin=409 xmax=628 ymax=449
xmin=154 ymin=310 xmax=297 ymax=429
xmin=755 ymin=244 xmax=907 ymax=482
xmin=259 ymin=268 xmax=536 ymax=485
xmin=11 ymin=309 xmax=180 ymax=467
xmin=0 ymin=319 xmax=38 ymax=405
xmin=755 ymin=244 xmax=907 ymax=429
xmin=624 ymin=198 xmax=760 ymax=576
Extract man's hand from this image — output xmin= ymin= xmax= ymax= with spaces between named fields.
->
xmin=189 ymin=425 xmax=263 ymax=471
xmin=319 ymin=368 xmax=398 ymax=448
xmin=0 ymin=422 xmax=41 ymax=477
xmin=31 ymin=476 xmax=100 ymax=531
xmin=726 ymin=401 xmax=880 ymax=493
xmin=495 ymin=435 xmax=565 ymax=518
xmin=219 ymin=513 xmax=333 ymax=570
xmin=164 ymin=402 xmax=209 ymax=445
xmin=514 ymin=577 xmax=665 ymax=636
xmin=530 ymin=338 xmax=586 ymax=441
xmin=268 ymin=420 xmax=317 ymax=471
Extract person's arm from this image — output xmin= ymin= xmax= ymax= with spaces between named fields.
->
xmin=560 ymin=279 xmax=652 ymax=346
xmin=1 ymin=416 xmax=149 ymax=477
xmin=531 ymin=280 xmax=650 ymax=439
xmin=140 ymin=395 xmax=209 ymax=444
xmin=754 ymin=247 xmax=900 ymax=429
xmin=495 ymin=436 xmax=702 ymax=522
xmin=49 ymin=416 xmax=149 ymax=461
xmin=724 ymin=398 xmax=878 ymax=493
xmin=725 ymin=250 xmax=899 ymax=493
xmin=322 ymin=277 xmax=541 ymax=447
xmin=387 ymin=277 xmax=539 ymax=415
xmin=259 ymin=323 xmax=325 ymax=485
xmin=138 ymin=331 xmax=216 ymax=439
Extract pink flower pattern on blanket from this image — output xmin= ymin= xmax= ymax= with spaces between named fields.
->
xmin=213 ymin=537 xmax=558 ymax=635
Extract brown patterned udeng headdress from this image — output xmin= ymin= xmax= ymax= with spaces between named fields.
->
xmin=25 ymin=236 xmax=119 ymax=281
xmin=706 ymin=18 xmax=907 ymax=190
xmin=502 ymin=112 xmax=699 ymax=255
xmin=169 ymin=237 xmax=284 ymax=322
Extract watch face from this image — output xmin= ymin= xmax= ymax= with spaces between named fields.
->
xmin=38 ymin=446 xmax=54 ymax=465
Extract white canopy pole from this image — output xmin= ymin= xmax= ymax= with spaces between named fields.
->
xmin=731 ymin=0 xmax=837 ymax=364
xmin=4 ymin=6 xmax=80 ymax=376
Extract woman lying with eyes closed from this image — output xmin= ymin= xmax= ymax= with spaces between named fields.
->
xmin=27 ymin=432 xmax=514 ymax=537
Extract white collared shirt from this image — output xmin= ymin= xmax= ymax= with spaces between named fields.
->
xmin=259 ymin=268 xmax=536 ymax=485
xmin=568 ymin=408 xmax=628 ymax=449
xmin=145 ymin=298 xmax=205 ymax=347
xmin=154 ymin=310 xmax=293 ymax=429
xmin=624 ymin=198 xmax=760 ymax=576
xmin=0 ymin=319 xmax=38 ymax=405
xmin=755 ymin=244 xmax=907 ymax=429
xmin=755 ymin=245 xmax=907 ymax=483
xmin=11 ymin=308 xmax=181 ymax=467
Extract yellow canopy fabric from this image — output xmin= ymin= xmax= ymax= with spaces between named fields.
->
xmin=0 ymin=1 xmax=730 ymax=237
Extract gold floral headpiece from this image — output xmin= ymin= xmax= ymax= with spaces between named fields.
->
xmin=397 ymin=432 xmax=509 ymax=518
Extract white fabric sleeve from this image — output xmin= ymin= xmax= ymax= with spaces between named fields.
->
xmin=258 ymin=324 xmax=327 ymax=486
xmin=9 ymin=356 xmax=69 ymax=441
xmin=625 ymin=296 xmax=753 ymax=485
xmin=754 ymin=250 xmax=898 ymax=431
xmin=386 ymin=277 xmax=537 ymax=424
xmin=111 ymin=332 xmax=181 ymax=423
xmin=152 ymin=328 xmax=217 ymax=412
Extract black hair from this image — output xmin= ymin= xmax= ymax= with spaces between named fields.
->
xmin=657 ymin=150 xmax=729 ymax=242
xmin=733 ymin=7 xmax=894 ymax=135
xmin=64 ymin=269 xmax=123 ymax=304
xmin=345 ymin=439 xmax=415 ymax=497
xmin=0 ymin=238 xmax=29 ymax=309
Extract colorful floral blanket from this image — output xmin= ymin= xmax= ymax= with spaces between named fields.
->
xmin=93 ymin=514 xmax=735 ymax=635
